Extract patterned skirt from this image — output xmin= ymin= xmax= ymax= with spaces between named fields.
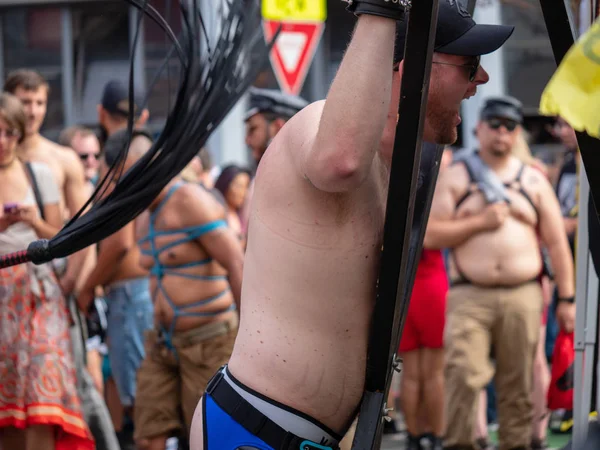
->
xmin=0 ymin=264 xmax=95 ymax=450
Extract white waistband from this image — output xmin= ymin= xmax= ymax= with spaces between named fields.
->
xmin=221 ymin=367 xmax=340 ymax=447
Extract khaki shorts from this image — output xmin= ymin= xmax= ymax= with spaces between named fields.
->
xmin=134 ymin=316 xmax=238 ymax=441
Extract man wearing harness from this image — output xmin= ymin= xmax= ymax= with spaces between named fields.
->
xmin=131 ymin=136 xmax=244 ymax=449
xmin=190 ymin=1 xmax=514 ymax=449
xmin=426 ymin=97 xmax=575 ymax=450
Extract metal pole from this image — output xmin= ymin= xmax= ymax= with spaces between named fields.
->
xmin=61 ymin=7 xmax=74 ymax=126
xmin=351 ymin=0 xmax=441 ymax=447
xmin=129 ymin=5 xmax=146 ymax=94
xmin=572 ymin=5 xmax=596 ymax=445
xmin=573 ymin=161 xmax=598 ymax=447
xmin=539 ymin=0 xmax=600 ymax=447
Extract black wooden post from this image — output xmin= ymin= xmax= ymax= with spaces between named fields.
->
xmin=350 ymin=0 xmax=442 ymax=447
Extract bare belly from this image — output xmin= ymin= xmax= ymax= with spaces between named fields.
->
xmin=109 ymin=249 xmax=149 ymax=284
xmin=227 ymin=236 xmax=376 ymax=433
xmin=152 ymin=274 xmax=236 ymax=332
xmin=454 ymin=217 xmax=542 ymax=285
xmin=229 ymin=306 xmax=368 ymax=433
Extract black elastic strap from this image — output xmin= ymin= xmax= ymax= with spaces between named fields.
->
xmin=206 ymin=371 xmax=337 ymax=450
xmin=24 ymin=162 xmax=45 ymax=221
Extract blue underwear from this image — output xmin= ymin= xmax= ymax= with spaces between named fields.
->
xmin=202 ymin=368 xmax=342 ymax=450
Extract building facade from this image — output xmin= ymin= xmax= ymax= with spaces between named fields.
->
xmin=0 ymin=0 xmax=566 ymax=164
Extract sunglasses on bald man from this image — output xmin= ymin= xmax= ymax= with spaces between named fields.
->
xmin=79 ymin=153 xmax=101 ymax=161
xmin=486 ymin=117 xmax=518 ymax=132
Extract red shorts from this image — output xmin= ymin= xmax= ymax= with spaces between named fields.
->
xmin=399 ymin=249 xmax=449 ymax=352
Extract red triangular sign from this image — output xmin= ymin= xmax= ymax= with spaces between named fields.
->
xmin=263 ymin=20 xmax=324 ymax=96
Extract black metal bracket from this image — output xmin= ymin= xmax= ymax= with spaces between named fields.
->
xmin=350 ymin=0 xmax=441 ymax=447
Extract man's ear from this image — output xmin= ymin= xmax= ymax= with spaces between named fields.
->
xmin=97 ymin=105 xmax=106 ymax=125
xmin=270 ymin=118 xmax=287 ymax=136
xmin=136 ymin=108 xmax=150 ymax=128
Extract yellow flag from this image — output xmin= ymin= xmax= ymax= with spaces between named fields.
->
xmin=539 ymin=19 xmax=600 ymax=138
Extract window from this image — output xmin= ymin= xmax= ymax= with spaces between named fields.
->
xmin=501 ymin=0 xmax=555 ymax=115
xmin=143 ymin=0 xmax=183 ymax=132
xmin=71 ymin=1 xmax=130 ymax=126
xmin=3 ymin=7 xmax=63 ymax=138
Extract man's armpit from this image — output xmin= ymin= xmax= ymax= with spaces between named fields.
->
xmin=303 ymin=173 xmax=316 ymax=188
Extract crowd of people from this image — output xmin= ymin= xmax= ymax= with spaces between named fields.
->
xmin=0 ymin=2 xmax=587 ymax=450
xmin=391 ymin=96 xmax=579 ymax=450
xmin=0 ymin=68 xmax=308 ymax=450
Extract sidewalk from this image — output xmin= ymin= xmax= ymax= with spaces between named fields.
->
xmin=379 ymin=430 xmax=572 ymax=449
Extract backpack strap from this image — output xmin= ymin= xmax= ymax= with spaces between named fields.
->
xmin=24 ymin=162 xmax=46 ymax=221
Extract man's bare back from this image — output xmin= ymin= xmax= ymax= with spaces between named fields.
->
xmin=228 ymin=101 xmax=389 ymax=431
xmin=443 ymin=157 xmax=544 ymax=285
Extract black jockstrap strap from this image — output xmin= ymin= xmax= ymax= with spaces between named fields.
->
xmin=205 ymin=370 xmax=340 ymax=450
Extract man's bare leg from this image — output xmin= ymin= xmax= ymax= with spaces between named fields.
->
xmin=400 ymin=349 xmax=423 ymax=445
xmin=532 ymin=325 xmax=550 ymax=446
xmin=474 ymin=390 xmax=491 ymax=446
xmin=25 ymin=425 xmax=55 ymax=450
xmin=105 ymin=377 xmax=124 ymax=432
xmin=421 ymin=348 xmax=445 ymax=437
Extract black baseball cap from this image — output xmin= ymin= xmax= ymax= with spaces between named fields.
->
xmin=480 ymin=96 xmax=523 ymax=123
xmin=101 ymin=80 xmax=144 ymax=117
xmin=245 ymin=87 xmax=308 ymax=122
xmin=394 ymin=0 xmax=514 ymax=62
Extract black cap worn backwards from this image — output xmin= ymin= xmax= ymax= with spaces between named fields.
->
xmin=245 ymin=87 xmax=309 ymax=122
xmin=394 ymin=0 xmax=514 ymax=62
xmin=480 ymin=96 xmax=523 ymax=124
xmin=101 ymin=80 xmax=144 ymax=117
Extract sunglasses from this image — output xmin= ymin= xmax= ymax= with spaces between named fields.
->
xmin=432 ymin=55 xmax=481 ymax=82
xmin=79 ymin=153 xmax=101 ymax=161
xmin=487 ymin=118 xmax=518 ymax=132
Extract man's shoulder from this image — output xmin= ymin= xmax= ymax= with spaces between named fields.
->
xmin=283 ymin=100 xmax=324 ymax=135
xmin=444 ymin=158 xmax=470 ymax=184
xmin=175 ymin=182 xmax=225 ymax=217
xmin=42 ymin=137 xmax=83 ymax=169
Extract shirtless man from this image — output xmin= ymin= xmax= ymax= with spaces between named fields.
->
xmin=425 ymin=96 xmax=575 ymax=450
xmin=76 ymin=81 xmax=154 ymax=444
xmin=125 ymin=131 xmax=244 ymax=449
xmin=4 ymin=70 xmax=89 ymax=293
xmin=189 ymin=1 xmax=514 ymax=449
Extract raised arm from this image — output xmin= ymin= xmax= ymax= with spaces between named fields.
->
xmin=302 ymin=7 xmax=400 ymax=193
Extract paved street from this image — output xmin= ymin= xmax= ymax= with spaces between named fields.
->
xmin=381 ymin=434 xmax=407 ymax=449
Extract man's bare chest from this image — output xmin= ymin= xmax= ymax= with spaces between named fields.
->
xmin=456 ymin=187 xmax=538 ymax=227
xmin=27 ymin=153 xmax=65 ymax=189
